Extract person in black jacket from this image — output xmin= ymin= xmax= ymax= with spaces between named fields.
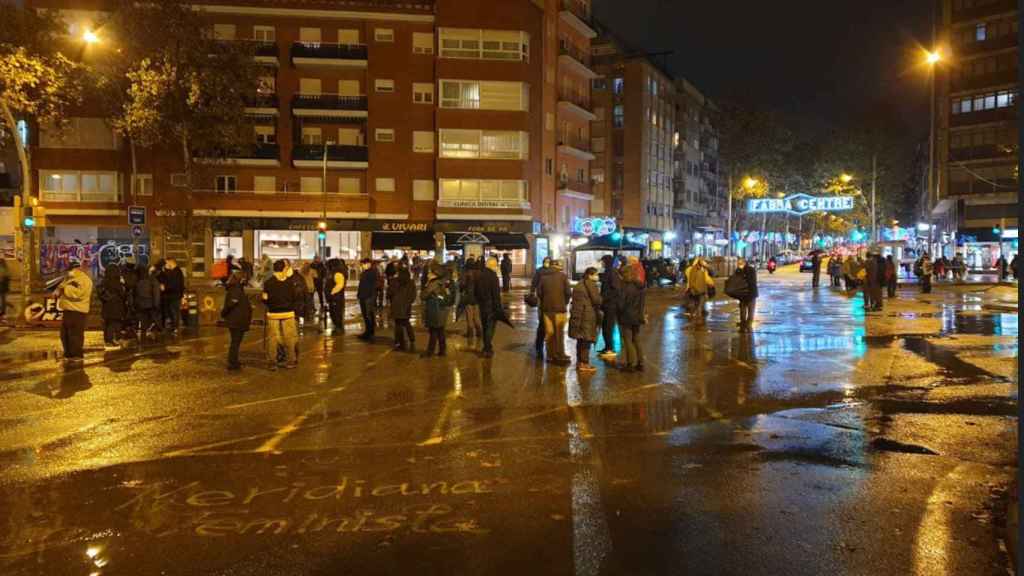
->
xmin=476 ymin=257 xmax=503 ymax=357
xmin=221 ymin=270 xmax=252 ymax=370
xmin=99 ymin=264 xmax=126 ymax=349
xmin=617 ymin=263 xmax=646 ymax=372
xmin=158 ymin=258 xmax=186 ymax=334
xmin=135 ymin=266 xmax=162 ymax=339
xmin=736 ymin=258 xmax=758 ymax=332
xmin=388 ymin=267 xmax=416 ymax=351
xmin=311 ymin=256 xmax=327 ymax=313
xmin=529 ymin=257 xmax=551 ymax=357
xmin=500 ymin=253 xmax=513 ymax=292
xmin=357 ymin=258 xmax=379 ymax=340
xmin=597 ymin=255 xmax=622 ymax=358
xmin=121 ymin=260 xmax=139 ymax=339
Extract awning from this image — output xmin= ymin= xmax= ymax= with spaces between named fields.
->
xmin=371 ymin=231 xmax=435 ymax=250
xmin=445 ymin=232 xmax=529 ymax=249
xmin=574 ymin=234 xmax=646 ymax=251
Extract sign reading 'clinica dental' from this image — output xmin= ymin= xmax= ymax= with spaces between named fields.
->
xmin=747 ymin=194 xmax=854 ymax=216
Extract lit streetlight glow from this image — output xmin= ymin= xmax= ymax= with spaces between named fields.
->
xmin=925 ymin=50 xmax=941 ymax=65
xmin=83 ymin=29 xmax=100 ymax=44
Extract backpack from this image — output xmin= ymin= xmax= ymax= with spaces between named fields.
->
xmin=724 ymin=270 xmax=751 ymax=300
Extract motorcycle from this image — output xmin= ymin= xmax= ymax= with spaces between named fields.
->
xmin=767 ymin=259 xmax=777 ymax=274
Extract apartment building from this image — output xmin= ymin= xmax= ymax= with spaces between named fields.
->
xmin=934 ymin=0 xmax=1019 ymax=267
xmin=672 ymin=78 xmax=727 ymax=258
xmin=24 ymin=0 xmax=546 ymax=278
xmin=590 ymin=32 xmax=675 ymax=255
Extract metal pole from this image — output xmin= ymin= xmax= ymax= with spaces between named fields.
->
xmin=727 ymin=174 xmax=733 ymax=257
xmin=926 ymin=8 xmax=937 ymax=256
xmin=871 ymin=153 xmax=878 ymax=243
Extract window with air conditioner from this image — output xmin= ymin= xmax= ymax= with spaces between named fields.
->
xmin=215 ymin=175 xmax=237 ymax=194
xmin=413 ymin=83 xmax=434 ymax=104
xmin=375 ymin=129 xmax=395 ymax=143
xmin=413 ymin=32 xmax=434 ymax=54
xmin=413 ymin=131 xmax=434 ymax=153
xmin=254 ymin=176 xmax=276 ymax=194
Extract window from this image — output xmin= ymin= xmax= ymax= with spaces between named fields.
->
xmin=299 ymin=78 xmax=321 ymax=95
xmin=439 ymin=179 xmax=527 ymax=202
xmin=375 ymin=178 xmax=396 ymax=192
xmin=374 ymin=28 xmax=395 ymax=42
xmin=577 ymin=168 xmax=585 ymax=184
xmin=300 ymin=177 xmax=322 ymax=194
xmin=255 ymin=125 xmax=276 ymax=144
xmin=413 ymin=179 xmax=435 ymax=201
xmin=301 ymin=127 xmax=322 ymax=145
xmin=612 ymin=78 xmax=624 ymax=95
xmin=375 ymin=79 xmax=395 ymax=93
xmin=39 ymin=118 xmax=117 ymax=150
xmin=337 ymin=128 xmax=361 ymax=146
xmin=375 ymin=128 xmax=395 ymax=143
xmin=213 ymin=24 xmax=236 ymax=40
xmin=133 ymin=174 xmax=153 ymax=197
xmin=253 ymin=25 xmax=275 ymax=42
xmin=591 ymin=137 xmax=605 ymax=153
xmin=338 ymin=29 xmax=359 ymax=44
xmin=413 ymin=32 xmax=434 ymax=54
xmin=413 ymin=83 xmax=434 ymax=104
xmin=254 ymin=176 xmax=276 ymax=194
xmin=976 ymin=23 xmax=987 ymax=41
xmin=545 ymin=158 xmax=554 ymax=176
xmin=215 ymin=175 xmax=237 ymax=194
xmin=592 ymin=78 xmax=607 ymax=91
xmin=439 ymin=80 xmax=528 ymax=111
xmin=413 ymin=131 xmax=434 ymax=153
xmin=338 ymin=80 xmax=360 ymax=96
xmin=439 ymin=28 xmax=529 ymax=62
xmin=439 ymin=130 xmax=528 ymax=160
xmin=257 ymin=75 xmax=276 ymax=94
xmin=299 ymin=27 xmax=321 ymax=43
xmin=613 ymin=105 xmax=624 ymax=128
xmin=338 ymin=177 xmax=361 ymax=195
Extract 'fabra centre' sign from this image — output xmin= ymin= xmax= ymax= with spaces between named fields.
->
xmin=747 ymin=194 xmax=854 ymax=216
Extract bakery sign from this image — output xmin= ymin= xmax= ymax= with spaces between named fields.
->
xmin=747 ymin=194 xmax=854 ymax=216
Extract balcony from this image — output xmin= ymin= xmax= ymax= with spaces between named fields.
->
xmin=948 ymin=177 xmax=1018 ymax=197
xmin=557 ymin=137 xmax=596 ymax=161
xmin=213 ymin=39 xmax=279 ymax=66
xmin=557 ymin=90 xmax=596 ymax=121
xmin=558 ymin=178 xmax=593 ymax=201
xmin=953 ymin=68 xmax=1019 ymax=91
xmin=951 ymin=0 xmax=1016 ymax=23
xmin=244 ymin=92 xmax=279 ymax=115
xmin=196 ymin=143 xmax=280 ymax=167
xmin=292 ymin=144 xmax=369 ymax=169
xmin=558 ymin=43 xmax=598 ymax=79
xmin=559 ymin=0 xmax=597 ymax=38
xmin=950 ymin=105 xmax=1016 ymax=126
xmin=949 ymin=144 xmax=1017 ymax=162
xmin=290 ymin=42 xmax=368 ymax=68
xmin=291 ymin=94 xmax=368 ymax=120
xmin=957 ymin=33 xmax=1018 ymax=56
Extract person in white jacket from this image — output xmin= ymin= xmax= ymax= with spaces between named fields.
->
xmin=56 ymin=261 xmax=94 ymax=363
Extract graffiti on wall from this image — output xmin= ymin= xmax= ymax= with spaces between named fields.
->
xmin=41 ymin=242 xmax=150 ymax=277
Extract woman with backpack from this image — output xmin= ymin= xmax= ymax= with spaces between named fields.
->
xmin=99 ymin=264 xmax=127 ymax=350
xmin=221 ymin=270 xmax=252 ymax=371
xmin=569 ymin=266 xmax=602 ymax=373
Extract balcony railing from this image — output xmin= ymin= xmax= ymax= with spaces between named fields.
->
xmin=953 ymin=68 xmax=1019 ymax=91
xmin=558 ymin=89 xmax=591 ymax=110
xmin=950 ymin=105 xmax=1016 ymax=127
xmin=243 ymin=143 xmax=280 ymax=160
xmin=951 ymin=0 xmax=1016 ymax=22
xmin=290 ymin=42 xmax=368 ymax=61
xmin=558 ymin=136 xmax=591 ymax=153
xmin=292 ymin=144 xmax=369 ymax=163
xmin=957 ymin=33 xmax=1018 ymax=56
xmin=291 ymin=94 xmax=368 ymax=112
xmin=244 ymin=93 xmax=279 ymax=109
xmin=559 ymin=43 xmax=591 ymax=68
xmin=949 ymin=144 xmax=1017 ymax=162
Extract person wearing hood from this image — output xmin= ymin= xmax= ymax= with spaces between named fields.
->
xmin=326 ymin=259 xmax=348 ymax=332
xmin=99 ymin=263 xmax=127 ymax=349
xmin=221 ymin=270 xmax=252 ymax=370
xmin=500 ymin=253 xmax=513 ymax=292
xmin=569 ymin=266 xmax=602 ymax=372
xmin=529 ymin=257 xmax=552 ymax=358
xmin=57 ymin=261 xmax=93 ymax=363
xmin=476 ymin=256 xmax=503 ymax=358
xmin=421 ymin=264 xmax=454 ymax=357
xmin=388 ymin=267 xmax=417 ymax=352
xmin=618 ymin=262 xmax=646 ymax=372
xmin=158 ymin=258 xmax=186 ymax=334
xmin=135 ymin=265 xmax=163 ymax=339
xmin=261 ymin=260 xmax=299 ymax=370
xmin=357 ymin=258 xmax=379 ymax=340
xmin=597 ymin=255 xmax=622 ymax=359
xmin=685 ymin=257 xmax=713 ymax=327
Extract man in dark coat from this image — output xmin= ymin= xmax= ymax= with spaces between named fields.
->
xmin=221 ymin=271 xmax=252 ymax=370
xmin=135 ymin=266 xmax=162 ymax=339
xmin=311 ymin=256 xmax=327 ymax=314
xmin=736 ymin=258 xmax=758 ymax=331
xmin=864 ymin=252 xmax=883 ymax=311
xmin=597 ymin=255 xmax=622 ymax=358
xmin=500 ymin=254 xmax=513 ymax=292
xmin=811 ymin=252 xmax=822 ymax=288
xmin=388 ymin=267 xmax=416 ymax=351
xmin=356 ymin=258 xmax=379 ymax=340
xmin=99 ymin=264 xmax=126 ymax=349
xmin=158 ymin=258 xmax=186 ymax=333
xmin=476 ymin=256 xmax=503 ymax=358
xmin=536 ymin=259 xmax=572 ymax=364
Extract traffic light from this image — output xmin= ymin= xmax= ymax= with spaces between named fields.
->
xmin=21 ymin=206 xmax=35 ymax=229
xmin=993 ymin=227 xmax=1002 ymax=236
xmin=318 ymin=220 xmax=328 ymax=241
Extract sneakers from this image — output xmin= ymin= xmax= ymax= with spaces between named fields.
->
xmin=598 ymin=350 xmax=617 ymax=359
xmin=577 ymin=363 xmax=597 ymax=373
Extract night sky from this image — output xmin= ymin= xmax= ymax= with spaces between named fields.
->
xmin=593 ymin=0 xmax=935 ymax=135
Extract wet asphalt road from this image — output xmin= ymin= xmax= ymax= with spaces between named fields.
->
xmin=0 ymin=267 xmax=1017 ymax=575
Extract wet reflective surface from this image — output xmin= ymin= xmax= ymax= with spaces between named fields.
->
xmin=0 ymin=270 xmax=1016 ymax=575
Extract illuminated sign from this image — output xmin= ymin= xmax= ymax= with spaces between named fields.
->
xmin=573 ymin=216 xmax=617 ymax=237
xmin=747 ymin=194 xmax=854 ymax=216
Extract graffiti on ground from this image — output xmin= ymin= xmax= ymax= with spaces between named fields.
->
xmin=41 ymin=242 xmax=150 ymax=277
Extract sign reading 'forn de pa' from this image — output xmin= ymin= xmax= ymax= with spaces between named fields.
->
xmin=747 ymin=194 xmax=854 ymax=216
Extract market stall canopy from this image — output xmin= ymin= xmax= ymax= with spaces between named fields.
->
xmin=575 ymin=234 xmax=646 ymax=251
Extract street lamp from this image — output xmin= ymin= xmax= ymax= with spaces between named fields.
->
xmin=82 ymin=30 xmax=100 ymax=44
xmin=925 ymin=48 xmax=941 ymax=255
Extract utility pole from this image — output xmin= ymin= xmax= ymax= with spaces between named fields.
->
xmin=726 ymin=173 xmax=733 ymax=257
xmin=871 ymin=153 xmax=878 ymax=243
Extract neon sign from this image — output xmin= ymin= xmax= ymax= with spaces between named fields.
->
xmin=747 ymin=194 xmax=854 ymax=216
xmin=573 ymin=216 xmax=617 ymax=237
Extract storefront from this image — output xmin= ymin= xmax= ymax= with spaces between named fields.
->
xmin=569 ymin=233 xmax=646 ymax=279
xmin=957 ymin=227 xmax=1009 ymax=270
xmin=435 ymin=221 xmax=533 ymax=276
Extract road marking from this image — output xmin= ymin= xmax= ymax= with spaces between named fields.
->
xmin=222 ymin=386 xmax=346 ymax=410
xmin=256 ymin=413 xmax=310 ymax=453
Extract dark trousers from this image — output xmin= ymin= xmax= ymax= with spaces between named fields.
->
xmin=304 ymin=293 xmax=315 ymax=322
xmin=163 ymin=296 xmax=182 ymax=330
xmin=329 ymin=295 xmax=345 ymax=330
xmin=61 ymin=310 xmax=87 ymax=359
xmin=535 ymin=313 xmax=546 ymax=353
xmin=812 ymin=271 xmax=820 ymax=288
xmin=600 ymin=307 xmax=618 ymax=352
xmin=502 ymin=274 xmax=511 ymax=292
xmin=314 ymin=284 xmax=325 ymax=311
xmin=576 ymin=340 xmax=592 ymax=365
xmin=138 ymin=308 xmax=161 ymax=335
xmin=922 ymin=276 xmax=931 ymax=293
xmin=426 ymin=327 xmax=446 ymax=355
xmin=359 ymin=298 xmax=376 ymax=336
xmin=103 ymin=318 xmax=121 ymax=344
xmin=394 ymin=318 xmax=415 ymax=349
xmin=887 ymin=278 xmax=897 ymax=298
xmin=739 ymin=298 xmax=756 ymax=327
xmin=228 ymin=328 xmax=245 ymax=367
xmin=481 ymin=315 xmax=496 ymax=353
